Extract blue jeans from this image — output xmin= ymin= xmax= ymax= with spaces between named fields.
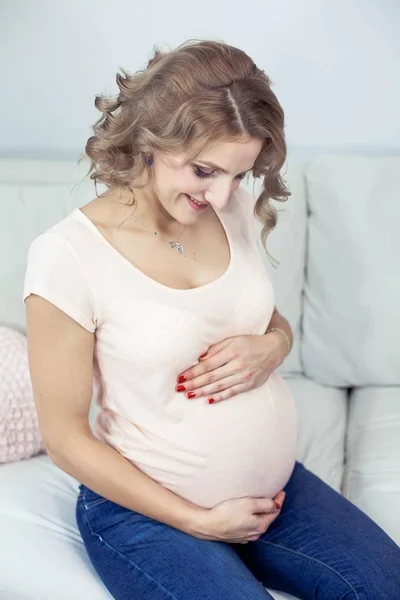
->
xmin=76 ymin=462 xmax=400 ymax=599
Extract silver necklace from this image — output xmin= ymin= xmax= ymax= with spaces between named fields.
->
xmin=129 ymin=212 xmax=186 ymax=254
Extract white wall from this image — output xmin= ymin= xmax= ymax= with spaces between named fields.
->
xmin=1 ymin=0 xmax=399 ymax=159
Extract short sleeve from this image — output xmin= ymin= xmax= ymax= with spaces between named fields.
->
xmin=23 ymin=232 xmax=97 ymax=332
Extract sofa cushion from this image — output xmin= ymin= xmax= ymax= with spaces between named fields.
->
xmin=284 ymin=375 xmax=347 ymax=493
xmin=302 ymin=154 xmax=400 ymax=386
xmin=0 ymin=455 xmax=112 ymax=600
xmin=342 ymin=386 xmax=400 ymax=546
xmin=0 ymin=158 xmax=100 ymax=332
xmin=246 ymin=157 xmax=307 ymax=376
xmin=0 ymin=453 xmax=298 ymax=600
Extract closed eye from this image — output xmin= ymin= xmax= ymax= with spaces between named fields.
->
xmin=192 ymin=165 xmax=247 ymax=181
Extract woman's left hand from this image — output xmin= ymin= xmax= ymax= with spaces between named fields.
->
xmin=176 ymin=332 xmax=288 ymax=404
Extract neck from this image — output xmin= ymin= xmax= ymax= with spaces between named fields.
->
xmin=133 ymin=189 xmax=182 ymax=237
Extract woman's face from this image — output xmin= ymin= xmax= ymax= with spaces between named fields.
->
xmin=147 ymin=137 xmax=263 ymax=224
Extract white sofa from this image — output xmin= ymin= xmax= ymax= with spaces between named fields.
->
xmin=0 ymin=154 xmax=399 ymax=600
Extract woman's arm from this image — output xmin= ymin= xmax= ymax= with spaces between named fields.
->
xmin=25 ymin=294 xmax=204 ymax=536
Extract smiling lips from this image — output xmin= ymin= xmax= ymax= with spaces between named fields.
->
xmin=186 ymin=194 xmax=208 ymax=207
xmin=185 ymin=194 xmax=209 ymax=212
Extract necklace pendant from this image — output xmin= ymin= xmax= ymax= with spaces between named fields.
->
xmin=169 ymin=241 xmax=184 ymax=253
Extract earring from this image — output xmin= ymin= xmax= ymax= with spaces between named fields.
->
xmin=145 ymin=155 xmax=153 ymax=166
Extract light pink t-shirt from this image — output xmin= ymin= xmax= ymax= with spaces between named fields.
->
xmin=23 ymin=186 xmax=297 ymax=508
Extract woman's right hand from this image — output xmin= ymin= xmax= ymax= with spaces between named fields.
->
xmin=192 ymin=490 xmax=286 ymax=543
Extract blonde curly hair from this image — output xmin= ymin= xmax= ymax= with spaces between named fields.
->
xmin=82 ymin=38 xmax=290 ymax=264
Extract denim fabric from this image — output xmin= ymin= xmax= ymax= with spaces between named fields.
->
xmin=76 ymin=462 xmax=400 ymax=599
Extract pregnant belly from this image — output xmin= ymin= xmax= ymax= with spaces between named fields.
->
xmin=124 ymin=372 xmax=298 ymax=509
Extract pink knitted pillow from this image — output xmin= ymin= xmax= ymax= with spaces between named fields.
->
xmin=0 ymin=326 xmax=45 ymax=463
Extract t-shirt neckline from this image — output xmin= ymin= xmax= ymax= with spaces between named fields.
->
xmin=71 ymin=205 xmax=235 ymax=294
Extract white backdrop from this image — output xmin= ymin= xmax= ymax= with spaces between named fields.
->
xmin=0 ymin=0 xmax=399 ymax=159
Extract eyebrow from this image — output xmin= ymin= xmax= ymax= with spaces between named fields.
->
xmin=198 ymin=160 xmax=253 ymax=175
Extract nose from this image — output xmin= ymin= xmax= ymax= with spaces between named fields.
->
xmin=204 ymin=179 xmax=235 ymax=210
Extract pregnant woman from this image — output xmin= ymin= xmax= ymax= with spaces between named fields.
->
xmin=24 ymin=39 xmax=400 ymax=599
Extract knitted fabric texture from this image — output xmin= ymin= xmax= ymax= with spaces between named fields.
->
xmin=0 ymin=326 xmax=45 ymax=463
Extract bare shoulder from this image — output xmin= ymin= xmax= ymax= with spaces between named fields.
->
xmin=79 ymin=190 xmax=134 ymax=235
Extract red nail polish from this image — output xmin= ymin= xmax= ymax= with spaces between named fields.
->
xmin=199 ymin=352 xmax=208 ymax=360
xmin=208 ymin=398 xmax=215 ymax=404
xmin=177 ymin=375 xmax=186 ymax=383
xmin=274 ymin=501 xmax=281 ymax=510
xmin=176 ymin=384 xmax=186 ymax=392
xmin=187 ymin=392 xmax=196 ymax=399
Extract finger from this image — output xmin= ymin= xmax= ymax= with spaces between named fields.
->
xmin=251 ymin=498 xmax=277 ymax=514
xmin=186 ymin=373 xmax=247 ymax=401
xmin=262 ymin=510 xmax=281 ymax=528
xmin=180 ymin=363 xmax=234 ymax=395
xmin=246 ymin=535 xmax=261 ymax=542
xmin=273 ymin=490 xmax=286 ymax=509
xmin=235 ymin=534 xmax=261 ymax=544
xmin=205 ymin=382 xmax=250 ymax=404
xmin=177 ymin=349 xmax=233 ymax=383
xmin=199 ymin=338 xmax=233 ymax=361
xmin=254 ymin=511 xmax=280 ymax=537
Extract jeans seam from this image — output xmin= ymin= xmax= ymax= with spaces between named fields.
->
xmin=83 ymin=497 xmax=109 ymax=509
xmin=257 ymin=539 xmax=359 ymax=600
xmin=81 ymin=486 xmax=112 ymax=510
xmin=81 ymin=503 xmax=180 ymax=600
